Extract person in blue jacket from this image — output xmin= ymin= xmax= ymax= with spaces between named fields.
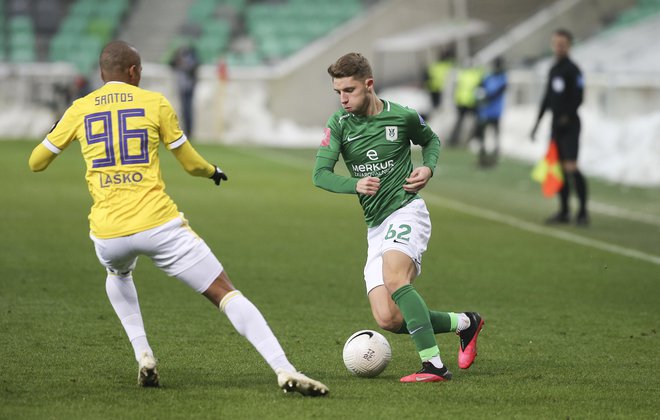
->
xmin=474 ymin=57 xmax=507 ymax=167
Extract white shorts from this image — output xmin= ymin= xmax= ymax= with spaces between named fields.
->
xmin=90 ymin=214 xmax=223 ymax=293
xmin=363 ymin=198 xmax=431 ymax=294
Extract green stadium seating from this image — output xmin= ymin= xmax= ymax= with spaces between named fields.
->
xmin=9 ymin=15 xmax=34 ymax=35
xmin=59 ymin=15 xmax=89 ymax=34
xmin=161 ymin=35 xmax=195 ymax=64
xmin=202 ymin=19 xmax=231 ymax=40
xmin=7 ymin=15 xmax=36 ymax=63
xmin=195 ymin=34 xmax=228 ymax=64
xmin=88 ymin=18 xmax=114 ymax=44
xmin=188 ymin=0 xmax=218 ymax=22
xmin=69 ymin=0 xmax=96 ymax=18
xmin=48 ymin=0 xmax=130 ymax=73
xmin=10 ymin=50 xmax=36 ymax=62
xmin=225 ymin=51 xmax=262 ymax=67
xmin=612 ymin=0 xmax=660 ymax=28
xmin=0 ymin=33 xmax=6 ymax=62
xmin=221 ymin=0 xmax=247 ymax=14
xmin=244 ymin=0 xmax=363 ymax=60
xmin=166 ymin=0 xmax=364 ymax=66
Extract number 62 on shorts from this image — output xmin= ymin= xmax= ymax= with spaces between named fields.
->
xmin=384 ymin=224 xmax=411 ymax=242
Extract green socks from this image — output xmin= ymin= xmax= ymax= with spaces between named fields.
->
xmin=391 ymin=284 xmax=439 ymax=362
xmin=396 ymin=310 xmax=459 ymax=334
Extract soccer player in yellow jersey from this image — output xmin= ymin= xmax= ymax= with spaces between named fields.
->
xmin=28 ymin=41 xmax=328 ymax=396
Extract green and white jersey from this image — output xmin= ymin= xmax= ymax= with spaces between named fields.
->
xmin=315 ymin=100 xmax=440 ymax=227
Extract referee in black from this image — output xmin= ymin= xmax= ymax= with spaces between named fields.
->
xmin=531 ymin=28 xmax=589 ymax=226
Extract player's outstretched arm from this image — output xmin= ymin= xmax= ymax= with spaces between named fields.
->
xmin=170 ymin=141 xmax=228 ymax=186
xmin=28 ymin=143 xmax=57 ymax=172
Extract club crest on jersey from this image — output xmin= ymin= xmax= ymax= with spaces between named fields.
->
xmin=385 ymin=126 xmax=398 ymax=141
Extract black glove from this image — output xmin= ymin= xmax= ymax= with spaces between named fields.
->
xmin=210 ymin=165 xmax=228 ymax=186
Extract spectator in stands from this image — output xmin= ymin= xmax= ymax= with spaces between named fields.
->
xmin=474 ymin=57 xmax=507 ymax=167
xmin=170 ymin=44 xmax=200 ymax=138
xmin=448 ymin=62 xmax=483 ymax=146
xmin=424 ymin=50 xmax=454 ymax=113
xmin=531 ymin=29 xmax=589 ymax=226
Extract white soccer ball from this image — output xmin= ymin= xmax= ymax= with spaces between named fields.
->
xmin=342 ymin=330 xmax=392 ymax=377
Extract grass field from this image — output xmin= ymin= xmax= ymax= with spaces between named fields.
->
xmin=1 ymin=140 xmax=658 ymax=419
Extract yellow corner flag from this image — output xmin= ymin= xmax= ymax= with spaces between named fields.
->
xmin=531 ymin=140 xmax=564 ymax=197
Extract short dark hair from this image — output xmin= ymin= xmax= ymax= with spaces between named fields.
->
xmin=100 ymin=40 xmax=141 ymax=74
xmin=327 ymin=53 xmax=373 ymax=80
xmin=554 ymin=28 xmax=574 ymax=44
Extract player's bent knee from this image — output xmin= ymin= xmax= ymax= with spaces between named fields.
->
xmin=374 ymin=313 xmax=404 ymax=332
xmin=377 ymin=319 xmax=403 ymax=333
xmin=202 ymin=271 xmax=236 ymax=307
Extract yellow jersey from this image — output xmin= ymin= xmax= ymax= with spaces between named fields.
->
xmin=44 ymin=81 xmax=186 ymax=238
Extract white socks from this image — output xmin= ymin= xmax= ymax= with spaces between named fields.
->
xmin=106 ymin=276 xmax=295 ymax=373
xmin=220 ymin=291 xmax=296 ymax=373
xmin=456 ymin=313 xmax=471 ymax=333
xmin=105 ymin=273 xmax=153 ymax=362
xmin=428 ymin=355 xmax=444 ymax=369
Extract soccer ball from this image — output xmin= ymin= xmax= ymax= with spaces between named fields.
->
xmin=342 ymin=330 xmax=392 ymax=377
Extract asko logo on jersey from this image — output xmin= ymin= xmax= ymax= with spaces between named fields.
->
xmin=99 ymin=172 xmax=144 ymax=188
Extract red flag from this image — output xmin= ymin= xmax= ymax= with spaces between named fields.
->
xmin=531 ymin=140 xmax=564 ymax=197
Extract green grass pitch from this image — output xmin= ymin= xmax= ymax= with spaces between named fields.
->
xmin=1 ymin=140 xmax=658 ymax=419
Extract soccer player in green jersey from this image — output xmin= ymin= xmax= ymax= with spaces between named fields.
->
xmin=29 ymin=41 xmax=328 ymax=396
xmin=314 ymin=53 xmax=484 ymax=382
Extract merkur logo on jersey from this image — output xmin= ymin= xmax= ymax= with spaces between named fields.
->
xmin=351 ymin=149 xmax=395 ymax=178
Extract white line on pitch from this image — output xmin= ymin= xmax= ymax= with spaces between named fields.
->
xmin=424 ymin=194 xmax=660 ymax=267
xmin=252 ymin=149 xmax=660 ymax=266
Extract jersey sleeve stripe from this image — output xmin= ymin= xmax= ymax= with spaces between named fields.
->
xmin=42 ymin=138 xmax=62 ymax=154
xmin=168 ymin=134 xmax=188 ymax=150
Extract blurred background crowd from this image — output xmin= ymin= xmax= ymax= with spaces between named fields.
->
xmin=0 ymin=0 xmax=658 ymax=186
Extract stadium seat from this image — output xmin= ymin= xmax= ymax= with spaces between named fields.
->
xmin=47 ymin=0 xmax=130 ymax=72
xmin=161 ymin=35 xmax=195 ymax=64
xmin=221 ymin=0 xmax=246 ymax=14
xmin=59 ymin=15 xmax=88 ymax=34
xmin=243 ymin=0 xmax=364 ymax=61
xmin=88 ymin=18 xmax=114 ymax=44
xmin=9 ymin=44 xmax=36 ymax=62
xmin=0 ymin=33 xmax=6 ymax=62
xmin=188 ymin=0 xmax=218 ymax=22
xmin=202 ymin=19 xmax=231 ymax=40
xmin=69 ymin=0 xmax=95 ymax=18
xmin=7 ymin=15 xmax=36 ymax=63
xmin=612 ymin=1 xmax=660 ymax=29
xmin=165 ymin=0 xmax=365 ymax=66
xmin=195 ymin=34 xmax=228 ymax=64
xmin=9 ymin=15 xmax=34 ymax=35
xmin=95 ymin=1 xmax=126 ymax=21
xmin=225 ymin=51 xmax=263 ymax=67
